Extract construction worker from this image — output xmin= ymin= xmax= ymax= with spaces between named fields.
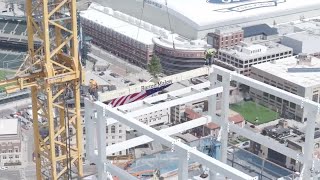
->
xmin=205 ymin=48 xmax=215 ymax=66
xmin=88 ymin=79 xmax=98 ymax=100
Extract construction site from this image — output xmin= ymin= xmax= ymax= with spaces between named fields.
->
xmin=0 ymin=0 xmax=319 ymax=180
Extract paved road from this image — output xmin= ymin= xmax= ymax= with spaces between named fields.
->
xmin=0 ymin=169 xmax=21 ymax=180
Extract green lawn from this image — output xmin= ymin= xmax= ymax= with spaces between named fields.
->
xmin=230 ymin=101 xmax=279 ymax=125
xmin=0 ymin=70 xmax=14 ymax=91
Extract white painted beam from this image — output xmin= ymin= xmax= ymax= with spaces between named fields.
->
xmin=118 ymin=81 xmax=210 ymax=111
xmin=97 ymin=116 xmax=210 ymax=155
xmin=99 ymin=67 xmax=211 ymax=102
xmin=127 ymin=87 xmax=223 ymax=117
xmin=104 ymin=162 xmax=139 ymax=180
xmin=96 ymin=101 xmax=256 ymax=180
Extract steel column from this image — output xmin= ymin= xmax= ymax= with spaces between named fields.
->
xmin=84 ymin=99 xmax=96 ymax=161
xmin=220 ymin=73 xmax=231 ymax=164
xmin=96 ymin=105 xmax=107 ymax=180
xmin=301 ymin=105 xmax=317 ymax=179
xmin=178 ymin=153 xmax=189 ymax=180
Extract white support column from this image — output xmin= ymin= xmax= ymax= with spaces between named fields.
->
xmin=220 ymin=72 xmax=231 ymax=164
xmin=178 ymin=153 xmax=189 ymax=180
xmin=208 ymin=69 xmax=218 ymax=180
xmin=96 ymin=105 xmax=107 ymax=180
xmin=84 ymin=98 xmax=96 ymax=161
xmin=301 ymin=105 xmax=317 ymax=179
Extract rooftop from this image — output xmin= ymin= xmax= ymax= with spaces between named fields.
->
xmin=219 ymin=41 xmax=292 ymax=60
xmin=0 ymin=118 xmax=18 ymax=136
xmin=143 ymin=0 xmax=320 ymax=29
xmin=152 ymin=34 xmax=211 ymax=50
xmin=80 ymin=3 xmax=162 ymax=45
xmin=252 ymin=55 xmax=320 ymax=87
xmin=0 ymin=2 xmax=25 ymax=17
xmin=284 ymin=31 xmax=320 ymax=42
xmin=243 ymin=24 xmax=278 ymax=38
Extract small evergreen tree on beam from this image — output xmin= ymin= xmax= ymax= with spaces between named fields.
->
xmin=148 ymin=55 xmax=162 ymax=78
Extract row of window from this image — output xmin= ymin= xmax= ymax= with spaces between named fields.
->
xmin=2 ymin=155 xmax=19 ymax=159
xmin=218 ymin=51 xmax=292 ymax=63
xmin=1 ymin=148 xmax=19 ymax=153
xmin=221 ymin=34 xmax=243 ymax=41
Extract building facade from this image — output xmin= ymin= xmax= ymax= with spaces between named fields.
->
xmin=217 ymin=41 xmax=293 ymax=76
xmin=250 ymin=55 xmax=320 ymax=121
xmin=207 ymin=26 xmax=244 ymax=49
xmin=242 ymin=24 xmax=279 ymax=43
xmin=80 ymin=3 xmax=157 ymax=69
xmin=282 ymin=31 xmax=320 ymax=55
xmin=153 ymin=35 xmax=210 ymax=75
xmin=0 ymin=119 xmax=22 ymax=166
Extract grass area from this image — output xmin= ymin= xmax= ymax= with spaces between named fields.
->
xmin=230 ymin=101 xmax=279 ymax=125
xmin=0 ymin=70 xmax=14 ymax=92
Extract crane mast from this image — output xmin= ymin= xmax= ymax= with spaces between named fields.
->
xmin=0 ymin=0 xmax=83 ymax=179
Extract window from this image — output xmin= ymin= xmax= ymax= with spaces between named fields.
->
xmin=14 ymin=148 xmax=18 ymax=153
xmin=83 ymin=127 xmax=86 ymax=134
xmin=119 ymin=136 xmax=122 ymax=139
xmin=313 ymin=94 xmax=319 ymax=102
xmin=15 ymin=155 xmax=19 ymax=159
xmin=111 ymin=125 xmax=116 ymax=133
xmin=3 ymin=156 xmax=6 ymax=159
xmin=69 ymin=128 xmax=73 ymax=134
xmin=112 ymin=136 xmax=115 ymax=139
xmin=106 ymin=127 xmax=108 ymax=133
xmin=8 ymin=149 xmax=12 ymax=153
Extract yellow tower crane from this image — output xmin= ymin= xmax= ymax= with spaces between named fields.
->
xmin=0 ymin=0 xmax=83 ymax=179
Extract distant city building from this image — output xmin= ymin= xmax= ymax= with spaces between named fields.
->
xmin=153 ymin=35 xmax=210 ymax=75
xmin=184 ymin=108 xmax=245 ymax=138
xmin=217 ymin=41 xmax=292 ymax=76
xmin=243 ymin=24 xmax=279 ymax=43
xmin=96 ymin=0 xmax=320 ymax=39
xmin=282 ymin=31 xmax=320 ymax=55
xmin=250 ymin=119 xmax=320 ymax=172
xmin=207 ymin=26 xmax=244 ymax=49
xmin=0 ymin=118 xmax=22 ymax=166
xmin=130 ymin=103 xmax=171 ymax=127
xmin=81 ymin=121 xmax=127 ymax=157
xmin=80 ymin=3 xmax=159 ymax=69
xmin=250 ymin=55 xmax=320 ymax=121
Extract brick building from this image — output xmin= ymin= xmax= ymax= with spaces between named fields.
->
xmin=207 ymin=26 xmax=244 ymax=49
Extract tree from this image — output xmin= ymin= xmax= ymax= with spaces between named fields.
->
xmin=148 ymin=55 xmax=162 ymax=78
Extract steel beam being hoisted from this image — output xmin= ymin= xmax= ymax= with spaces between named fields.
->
xmin=0 ymin=0 xmax=84 ymax=179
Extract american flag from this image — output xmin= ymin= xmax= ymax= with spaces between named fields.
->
xmin=109 ymin=84 xmax=172 ymax=107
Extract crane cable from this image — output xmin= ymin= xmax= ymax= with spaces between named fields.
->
xmin=136 ymin=0 xmax=176 ymax=50
xmin=165 ymin=0 xmax=175 ymax=50
xmin=63 ymin=84 xmax=73 ymax=179
xmin=135 ymin=0 xmax=146 ymax=46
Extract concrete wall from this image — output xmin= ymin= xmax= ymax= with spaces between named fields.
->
xmin=281 ymin=36 xmax=303 ymax=55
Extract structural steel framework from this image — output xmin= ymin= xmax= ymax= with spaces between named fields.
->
xmin=85 ymin=65 xmax=320 ymax=180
